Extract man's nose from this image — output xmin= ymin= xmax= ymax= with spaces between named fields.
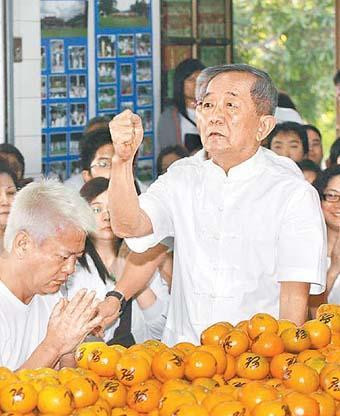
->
xmin=62 ymin=256 xmax=77 ymax=275
xmin=209 ymin=102 xmax=225 ymax=124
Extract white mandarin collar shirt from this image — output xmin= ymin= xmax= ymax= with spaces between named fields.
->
xmin=126 ymin=147 xmax=327 ymax=346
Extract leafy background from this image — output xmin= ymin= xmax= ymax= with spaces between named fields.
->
xmin=233 ymin=0 xmax=336 ymax=155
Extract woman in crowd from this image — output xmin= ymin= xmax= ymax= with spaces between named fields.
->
xmin=63 ymin=177 xmax=169 ymax=345
xmin=310 ymin=165 xmax=340 ymax=311
xmin=157 ymin=58 xmax=205 ymax=155
xmin=327 ymin=137 xmax=340 ymax=167
xmin=157 ymin=145 xmax=189 ymax=177
xmin=296 ymin=159 xmax=321 ymax=184
xmin=267 ymin=121 xmax=308 ymax=163
xmin=0 ymin=159 xmax=18 ymax=252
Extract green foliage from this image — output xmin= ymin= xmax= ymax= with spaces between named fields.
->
xmin=233 ymin=0 xmax=336 ymax=154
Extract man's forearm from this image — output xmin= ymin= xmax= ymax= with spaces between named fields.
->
xmin=279 ymin=281 xmax=310 ymax=325
xmin=18 ymin=338 xmax=61 ymax=370
xmin=109 ymin=160 xmax=142 ymax=237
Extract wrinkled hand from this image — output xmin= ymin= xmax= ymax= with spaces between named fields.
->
xmin=91 ymin=296 xmax=121 ymax=337
xmin=46 ymin=289 xmax=102 ymax=355
xmin=109 ymin=109 xmax=144 ymax=162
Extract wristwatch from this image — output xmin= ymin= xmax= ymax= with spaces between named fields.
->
xmin=105 ymin=290 xmax=127 ymax=314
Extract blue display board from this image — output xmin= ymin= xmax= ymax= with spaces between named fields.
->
xmin=94 ymin=0 xmax=154 ymax=182
xmin=40 ymin=0 xmax=155 ymax=182
xmin=41 ymin=0 xmax=88 ymax=181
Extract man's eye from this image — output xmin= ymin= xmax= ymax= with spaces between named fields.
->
xmin=92 ymin=207 xmax=101 ymax=214
xmin=203 ymin=102 xmax=213 ymax=108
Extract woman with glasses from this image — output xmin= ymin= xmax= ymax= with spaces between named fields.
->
xmin=311 ymin=165 xmax=340 ymax=310
xmin=0 ymin=159 xmax=18 ymax=252
xmin=62 ymin=177 xmax=169 ymax=346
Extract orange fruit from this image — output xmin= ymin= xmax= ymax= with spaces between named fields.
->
xmin=325 ymin=348 xmax=340 ymax=363
xmin=111 ymin=407 xmax=139 ymax=416
xmin=227 ymin=377 xmax=250 ymax=389
xmin=109 ymin=344 xmax=127 ymax=354
xmin=282 ymin=363 xmax=319 ymax=393
xmin=174 ymin=342 xmax=196 ymax=356
xmin=99 ymin=379 xmax=127 ymax=408
xmin=94 ymin=397 xmax=111 ymax=415
xmin=251 ymin=332 xmax=285 ymax=357
xmin=278 ymin=319 xmax=297 ymax=336
xmin=184 ymin=350 xmax=217 ymax=381
xmin=200 ymin=322 xmax=233 ymax=346
xmin=297 ymin=349 xmax=324 ymax=363
xmin=316 ymin=304 xmax=340 ymax=317
xmin=252 ymin=399 xmax=291 ymax=416
xmin=186 ymin=384 xmax=209 ymax=404
xmin=173 ymin=403 xmax=209 ymax=415
xmin=270 ymin=352 xmax=297 ymax=379
xmin=330 ymin=332 xmax=340 ymax=347
xmin=220 ymin=329 xmax=249 ymax=357
xmin=223 ymin=353 xmax=237 ymax=380
xmin=72 ymin=408 xmax=97 ymax=416
xmin=58 ymin=367 xmax=79 ymax=385
xmin=318 ymin=312 xmax=340 ymax=333
xmin=0 ymin=368 xmax=18 ymax=391
xmin=237 ymin=381 xmax=278 ymax=411
xmin=151 ymin=348 xmax=185 ymax=382
xmin=127 ymin=380 xmax=161 ymax=413
xmin=310 ymin=391 xmax=336 ymax=416
xmin=197 ymin=345 xmax=227 ymax=374
xmin=236 ymin=352 xmax=270 ymax=380
xmin=143 ymin=339 xmax=167 ymax=353
xmin=37 ymin=384 xmax=74 ymax=415
xmin=65 ymin=376 xmax=99 ymax=408
xmin=320 ymin=363 xmax=340 ymax=388
xmin=128 ymin=344 xmax=154 ymax=366
xmin=303 ymin=319 xmax=332 ymax=349
xmin=210 ymin=400 xmax=250 ymax=416
xmin=158 ymin=389 xmax=197 ymax=416
xmin=322 ymin=367 xmax=340 ymax=400
xmin=265 ymin=378 xmax=284 ymax=390
xmin=247 ymin=313 xmax=278 ymax=339
xmin=212 ymin=374 xmax=227 ymax=386
xmin=75 ymin=342 xmax=106 ymax=369
xmin=235 ymin=320 xmax=249 ymax=333
xmin=161 ymin=378 xmax=190 ymax=395
xmin=281 ymin=327 xmax=312 ymax=353
xmin=87 ymin=345 xmax=121 ymax=377
xmin=0 ymin=382 xmax=38 ymax=414
xmin=116 ymin=352 xmax=151 ymax=386
xmin=283 ymin=391 xmax=320 ymax=416
xmin=202 ymin=390 xmax=234 ymax=412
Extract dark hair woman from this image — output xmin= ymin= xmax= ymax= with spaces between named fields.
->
xmin=156 ymin=58 xmax=205 ymax=156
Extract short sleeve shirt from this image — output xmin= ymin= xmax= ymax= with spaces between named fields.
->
xmin=126 ymin=147 xmax=327 ymax=345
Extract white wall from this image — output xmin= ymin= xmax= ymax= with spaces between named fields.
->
xmin=13 ymin=0 xmax=41 ymax=177
xmin=0 ymin=1 xmax=5 ymax=144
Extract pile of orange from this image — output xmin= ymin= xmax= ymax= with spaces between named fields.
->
xmin=0 ymin=304 xmax=339 ymax=415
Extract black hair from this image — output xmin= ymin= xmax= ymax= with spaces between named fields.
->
xmin=296 ymin=159 xmax=321 ymax=174
xmin=173 ymin=58 xmax=205 ymax=121
xmin=277 ymin=92 xmax=297 ymax=110
xmin=80 ymin=127 xmax=112 ymax=171
xmin=0 ymin=158 xmax=19 ymax=188
xmin=84 ymin=115 xmax=110 ymax=133
xmin=329 ymin=138 xmax=340 ymax=167
xmin=157 ymin=145 xmax=189 ymax=176
xmin=333 ymin=70 xmax=340 ymax=85
xmin=267 ymin=121 xmax=309 ymax=155
xmin=313 ymin=165 xmax=340 ymax=201
xmin=0 ymin=143 xmax=25 ymax=178
xmin=304 ymin=124 xmax=322 ymax=141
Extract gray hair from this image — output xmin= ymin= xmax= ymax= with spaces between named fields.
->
xmin=4 ymin=179 xmax=96 ymax=252
xmin=195 ymin=64 xmax=278 ymax=115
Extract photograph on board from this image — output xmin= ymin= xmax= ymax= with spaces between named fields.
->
xmin=98 ymin=62 xmax=116 ymax=84
xmin=70 ymin=74 xmax=87 ymax=98
xmin=49 ymin=103 xmax=67 ymax=127
xmin=70 ymin=159 xmax=81 ymax=177
xmin=98 ymin=35 xmax=116 ymax=58
xmin=137 ymin=159 xmax=153 ymax=183
xmin=68 ymin=46 xmax=86 ymax=70
xmin=69 ymin=132 xmax=82 ymax=155
xmin=41 ymin=46 xmax=46 ymax=70
xmin=120 ymin=64 xmax=133 ymax=96
xmin=137 ymin=84 xmax=152 ymax=106
xmin=98 ymin=86 xmax=117 ymax=110
xmin=136 ymin=59 xmax=152 ymax=81
xmin=48 ymin=161 xmax=67 ymax=182
xmin=41 ymin=105 xmax=47 ymax=128
xmin=42 ymin=134 xmax=47 ymax=157
xmin=70 ymin=103 xmax=87 ymax=126
xmin=50 ymin=133 xmax=67 ymax=156
xmin=118 ymin=35 xmax=134 ymax=57
xmin=120 ymin=101 xmax=134 ymax=112
xmin=139 ymin=135 xmax=153 ymax=157
xmin=136 ymin=33 xmax=151 ymax=56
xmin=138 ymin=108 xmax=152 ymax=131
xmin=41 ymin=76 xmax=47 ymax=99
xmin=99 ymin=0 xmax=151 ymax=28
xmin=49 ymin=75 xmax=67 ymax=99
xmin=50 ymin=39 xmax=64 ymax=73
xmin=41 ymin=0 xmax=87 ymax=38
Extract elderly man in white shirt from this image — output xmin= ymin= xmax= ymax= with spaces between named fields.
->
xmin=99 ymin=64 xmax=326 ymax=346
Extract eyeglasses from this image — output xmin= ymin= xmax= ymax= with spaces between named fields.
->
xmin=323 ymin=192 xmax=340 ymax=203
xmin=90 ymin=158 xmax=112 ymax=170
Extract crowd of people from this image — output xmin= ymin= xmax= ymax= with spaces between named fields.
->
xmin=0 ymin=62 xmax=338 ymax=370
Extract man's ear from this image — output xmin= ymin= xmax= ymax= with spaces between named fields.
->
xmin=82 ymin=170 xmax=92 ymax=183
xmin=13 ymin=231 xmax=33 ymax=259
xmin=256 ymin=115 xmax=276 ymax=142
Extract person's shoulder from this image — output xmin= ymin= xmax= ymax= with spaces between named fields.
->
xmin=261 ymin=147 xmax=304 ymax=182
xmin=168 ymin=149 xmax=206 ymax=172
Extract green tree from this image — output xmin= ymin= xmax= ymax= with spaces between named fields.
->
xmin=233 ymin=0 xmax=335 ymax=154
xmin=100 ymin=0 xmax=113 ymax=16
